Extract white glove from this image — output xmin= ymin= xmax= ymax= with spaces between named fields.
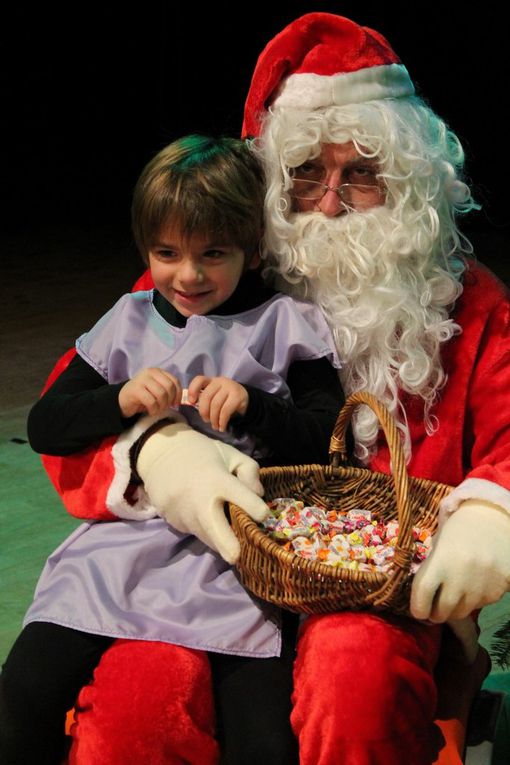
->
xmin=411 ymin=499 xmax=510 ymax=622
xmin=137 ymin=422 xmax=269 ymax=563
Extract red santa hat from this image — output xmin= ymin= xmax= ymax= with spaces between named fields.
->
xmin=242 ymin=13 xmax=415 ymax=138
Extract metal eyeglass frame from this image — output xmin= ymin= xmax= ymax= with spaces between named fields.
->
xmin=289 ymin=178 xmax=384 ymax=211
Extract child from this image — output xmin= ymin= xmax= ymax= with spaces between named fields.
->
xmin=0 ymin=135 xmax=343 ymax=765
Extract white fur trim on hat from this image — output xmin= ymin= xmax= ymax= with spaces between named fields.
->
xmin=273 ymin=64 xmax=415 ymax=111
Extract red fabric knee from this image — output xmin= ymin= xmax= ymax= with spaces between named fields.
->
xmin=68 ymin=639 xmax=219 ymax=765
xmin=291 ymin=612 xmax=442 ymax=765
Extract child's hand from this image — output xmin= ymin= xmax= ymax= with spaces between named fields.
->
xmin=119 ymin=368 xmax=183 ymax=418
xmin=187 ymin=376 xmax=249 ymax=432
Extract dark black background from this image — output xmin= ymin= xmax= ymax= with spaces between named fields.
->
xmin=1 ymin=2 xmax=507 ymax=234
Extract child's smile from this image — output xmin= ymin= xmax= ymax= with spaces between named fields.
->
xmin=148 ymin=224 xmax=259 ymax=317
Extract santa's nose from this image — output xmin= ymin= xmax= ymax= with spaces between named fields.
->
xmin=316 ymin=188 xmax=347 ymax=217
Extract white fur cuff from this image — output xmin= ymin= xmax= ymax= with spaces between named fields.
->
xmin=439 ymin=477 xmax=510 ymax=524
xmin=106 ymin=411 xmax=186 ymax=520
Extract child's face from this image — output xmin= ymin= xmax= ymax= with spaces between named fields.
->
xmin=148 ymin=223 xmax=259 ymax=317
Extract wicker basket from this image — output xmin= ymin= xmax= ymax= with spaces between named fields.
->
xmin=230 ymin=391 xmax=452 ymax=616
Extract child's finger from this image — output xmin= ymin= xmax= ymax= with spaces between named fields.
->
xmin=218 ymin=396 xmax=238 ymax=432
xmin=133 ymin=385 xmax=163 ymax=415
xmin=151 ymin=369 xmax=182 ymax=406
xmin=197 ymin=379 xmax=225 ymax=424
xmin=188 ymin=375 xmax=211 ymax=404
xmin=144 ymin=377 xmax=179 ymax=411
xmin=208 ymin=389 xmax=230 ymax=430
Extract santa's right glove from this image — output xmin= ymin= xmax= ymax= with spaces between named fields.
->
xmin=136 ymin=422 xmax=269 ymax=564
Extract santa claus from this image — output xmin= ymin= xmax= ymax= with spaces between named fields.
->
xmin=5 ymin=12 xmax=510 ymax=765
xmin=239 ymin=14 xmax=510 ymax=764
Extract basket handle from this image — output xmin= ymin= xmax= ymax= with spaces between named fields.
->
xmin=329 ymin=392 xmax=414 ymax=571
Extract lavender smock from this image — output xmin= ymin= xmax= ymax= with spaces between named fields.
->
xmin=25 ymin=290 xmax=340 ymax=657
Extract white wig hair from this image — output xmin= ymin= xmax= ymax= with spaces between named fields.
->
xmin=254 ymin=97 xmax=480 ymax=462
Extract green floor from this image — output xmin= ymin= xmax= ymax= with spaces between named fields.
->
xmin=0 ymin=406 xmax=81 ymax=661
xmin=2 ymin=404 xmax=510 ymax=761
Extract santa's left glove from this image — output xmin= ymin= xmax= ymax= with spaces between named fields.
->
xmin=136 ymin=422 xmax=269 ymax=564
xmin=411 ymin=499 xmax=510 ymax=622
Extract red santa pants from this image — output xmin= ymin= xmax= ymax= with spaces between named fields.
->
xmin=67 ymin=615 xmax=448 ymax=765
xmin=292 ymin=612 xmax=442 ymax=765
xmin=68 ymin=639 xmax=219 ymax=765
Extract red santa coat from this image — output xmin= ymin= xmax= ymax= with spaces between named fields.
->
xmin=370 ymin=261 xmax=510 ymax=513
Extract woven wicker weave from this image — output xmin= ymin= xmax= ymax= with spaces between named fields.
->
xmin=230 ymin=391 xmax=452 ymax=615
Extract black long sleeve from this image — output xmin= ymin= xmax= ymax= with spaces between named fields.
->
xmin=233 ymin=357 xmax=343 ymax=465
xmin=27 ymin=354 xmax=139 ymax=455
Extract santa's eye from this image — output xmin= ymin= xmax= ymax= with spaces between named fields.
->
xmin=292 ymin=162 xmax=324 ymax=182
xmin=346 ymin=165 xmax=379 ymax=186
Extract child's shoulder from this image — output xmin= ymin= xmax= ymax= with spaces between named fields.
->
xmin=258 ymin=292 xmax=340 ymax=367
xmin=260 ymin=290 xmax=316 ymax=309
xmin=122 ymin=288 xmax=154 ymax=304
xmin=255 ymin=291 xmax=336 ymax=344
xmin=270 ymin=291 xmax=330 ymax=323
xmin=107 ymin=289 xmax=154 ymax=314
xmin=239 ymin=291 xmax=321 ymax=320
xmin=81 ymin=290 xmax=154 ymax=337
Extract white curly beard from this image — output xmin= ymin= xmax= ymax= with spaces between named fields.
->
xmin=264 ymin=205 xmax=463 ymax=462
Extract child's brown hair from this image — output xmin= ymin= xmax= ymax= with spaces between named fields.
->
xmin=132 ymin=135 xmax=265 ymax=264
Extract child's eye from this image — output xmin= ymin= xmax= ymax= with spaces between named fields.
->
xmin=203 ymin=249 xmax=227 ymax=260
xmin=155 ymin=249 xmax=177 ymax=259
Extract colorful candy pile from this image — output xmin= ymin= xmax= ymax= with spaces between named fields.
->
xmin=261 ymin=498 xmax=432 ymax=573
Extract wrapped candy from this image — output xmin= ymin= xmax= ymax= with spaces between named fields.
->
xmin=262 ymin=498 xmax=432 ymax=574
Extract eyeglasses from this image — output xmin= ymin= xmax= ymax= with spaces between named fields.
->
xmin=289 ymin=178 xmax=385 ymax=211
